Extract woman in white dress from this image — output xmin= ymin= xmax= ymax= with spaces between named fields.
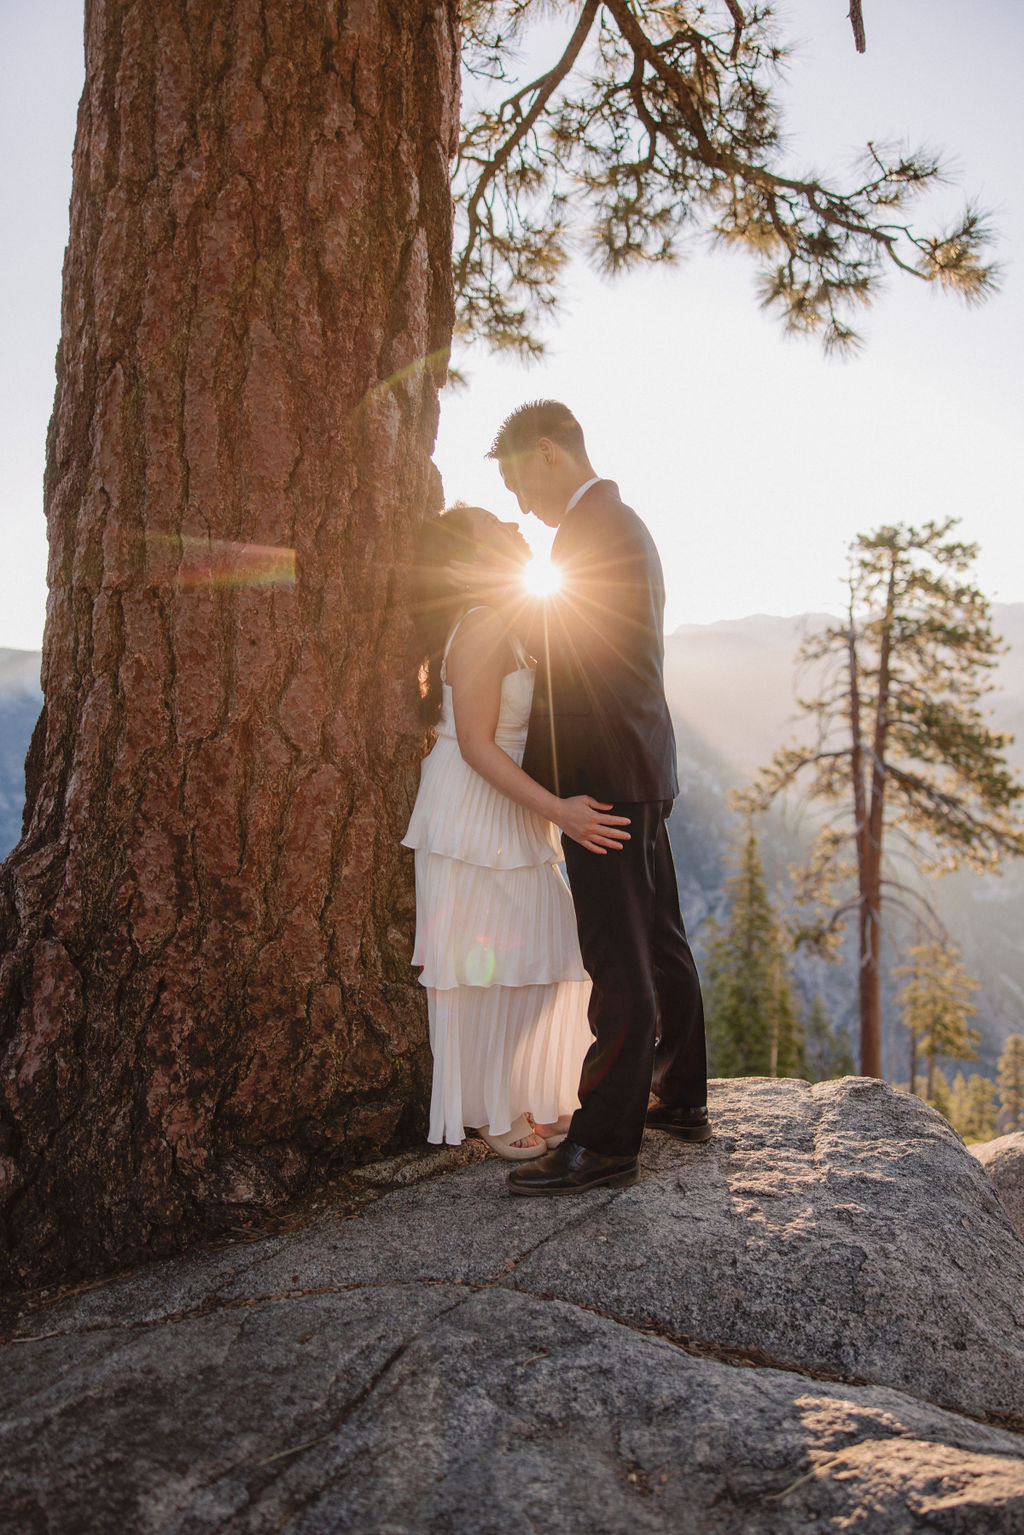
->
xmin=403 ymin=506 xmax=631 ymax=1158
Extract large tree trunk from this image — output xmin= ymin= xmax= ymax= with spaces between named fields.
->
xmin=0 ymin=0 xmax=459 ymax=1288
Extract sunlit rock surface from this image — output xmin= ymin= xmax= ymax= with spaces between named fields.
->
xmin=3 ymin=1079 xmax=1024 ymax=1532
xmin=972 ymin=1131 xmax=1024 ymax=1242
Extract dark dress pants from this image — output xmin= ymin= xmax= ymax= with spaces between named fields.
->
xmin=561 ymin=801 xmax=707 ymax=1158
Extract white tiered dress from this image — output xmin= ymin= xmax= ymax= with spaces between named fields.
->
xmin=403 ymin=612 xmax=592 ymax=1145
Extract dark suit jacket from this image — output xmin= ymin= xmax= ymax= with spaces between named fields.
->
xmin=522 ymin=480 xmax=679 ymax=802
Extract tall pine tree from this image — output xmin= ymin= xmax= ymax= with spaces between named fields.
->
xmin=705 ymin=818 xmax=805 ymax=1078
xmin=0 ymin=0 xmax=460 ymax=1289
xmin=945 ymin=1070 xmax=997 ymax=1143
xmin=755 ymin=522 xmax=1024 ymax=1079
xmin=962 ymin=1075 xmax=999 ymax=1143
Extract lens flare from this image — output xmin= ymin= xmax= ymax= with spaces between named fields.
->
xmin=143 ymin=533 xmax=296 ymax=589
xmin=463 ymin=936 xmax=496 ymax=986
xmin=522 ymin=557 xmax=562 ymax=598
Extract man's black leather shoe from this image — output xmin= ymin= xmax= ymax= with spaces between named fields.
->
xmin=645 ymin=1102 xmax=712 ymax=1141
xmin=506 ymin=1138 xmax=639 ymax=1197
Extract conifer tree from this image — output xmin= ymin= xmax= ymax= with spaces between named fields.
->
xmin=949 ymin=1071 xmax=970 ymax=1135
xmin=755 ymin=522 xmax=1024 ymax=1079
xmin=456 ymin=2 xmax=997 ymax=355
xmin=930 ymin=1068 xmax=953 ymax=1124
xmin=962 ymin=1075 xmax=999 ymax=1143
xmin=0 ymin=0 xmax=460 ymax=1288
xmin=940 ymin=1069 xmax=997 ymax=1142
xmin=896 ymin=940 xmax=981 ymax=1101
xmin=774 ymin=981 xmax=808 ymax=1080
xmin=997 ymin=1035 xmax=1024 ymax=1132
xmin=705 ymin=817 xmax=804 ymax=1077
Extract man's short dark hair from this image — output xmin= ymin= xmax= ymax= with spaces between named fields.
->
xmin=487 ymin=399 xmax=587 ymax=462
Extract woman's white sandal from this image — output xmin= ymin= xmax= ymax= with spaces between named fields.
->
xmin=474 ymin=1115 xmax=548 ymax=1161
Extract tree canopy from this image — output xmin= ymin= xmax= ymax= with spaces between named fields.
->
xmin=455 ymin=1 xmax=996 ymax=355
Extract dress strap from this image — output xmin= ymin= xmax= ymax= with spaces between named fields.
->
xmin=441 ymin=606 xmax=491 ymax=666
xmin=440 ymin=606 xmax=492 ymax=681
xmin=440 ymin=607 xmax=529 ymax=682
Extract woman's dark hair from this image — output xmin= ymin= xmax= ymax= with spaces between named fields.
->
xmin=411 ymin=505 xmax=482 ymax=725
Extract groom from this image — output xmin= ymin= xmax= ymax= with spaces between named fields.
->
xmin=490 ymin=400 xmax=710 ymax=1196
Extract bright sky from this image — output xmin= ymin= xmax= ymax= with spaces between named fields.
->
xmin=2 ymin=0 xmax=1022 ymax=650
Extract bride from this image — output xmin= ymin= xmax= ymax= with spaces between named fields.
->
xmin=403 ymin=505 xmax=630 ymax=1158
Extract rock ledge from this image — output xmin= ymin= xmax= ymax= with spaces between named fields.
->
xmin=3 ymin=1077 xmax=1024 ymax=1534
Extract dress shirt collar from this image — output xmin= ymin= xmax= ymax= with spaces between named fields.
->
xmin=564 ymin=476 xmax=601 ymax=516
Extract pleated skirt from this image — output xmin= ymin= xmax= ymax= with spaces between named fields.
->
xmin=412 ymin=851 xmax=589 ymax=989
xmin=427 ymin=978 xmax=592 ymax=1145
xmin=413 ymin=842 xmax=593 ymax=1145
xmin=405 ymin=722 xmax=593 ymax=1146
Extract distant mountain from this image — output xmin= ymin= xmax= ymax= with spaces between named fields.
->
xmin=0 ymin=650 xmax=41 ymax=859
xmin=3 ymin=610 xmax=1022 ymax=1078
xmin=665 ymin=605 xmax=1024 ymax=777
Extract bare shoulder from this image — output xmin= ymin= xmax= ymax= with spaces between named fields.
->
xmin=456 ymin=604 xmax=506 ymax=636
xmin=446 ymin=607 xmax=510 ymax=684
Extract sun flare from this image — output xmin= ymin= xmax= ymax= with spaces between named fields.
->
xmin=522 ymin=557 xmax=562 ymax=597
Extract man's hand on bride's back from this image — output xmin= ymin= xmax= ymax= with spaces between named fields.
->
xmin=558 ymin=798 xmax=631 ymax=854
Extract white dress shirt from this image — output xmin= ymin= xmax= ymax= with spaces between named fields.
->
xmin=564 ymin=476 xmax=601 ymax=516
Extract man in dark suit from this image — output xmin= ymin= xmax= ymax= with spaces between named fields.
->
xmin=491 ymin=400 xmax=710 ymax=1196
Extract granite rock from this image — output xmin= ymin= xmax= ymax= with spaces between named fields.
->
xmin=972 ymin=1131 xmax=1024 ymax=1242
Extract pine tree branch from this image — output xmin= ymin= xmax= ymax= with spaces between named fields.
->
xmin=724 ymin=0 xmax=746 ymax=61
xmin=849 ymin=1 xmax=867 ymax=55
xmin=455 ymin=4 xmax=998 ymax=353
xmin=455 ymin=1 xmax=600 ymax=304
xmin=877 ymin=881 xmax=945 ymax=935
xmin=883 ymin=762 xmax=1024 ymax=856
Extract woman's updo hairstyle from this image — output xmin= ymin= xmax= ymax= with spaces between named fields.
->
xmin=411 ymin=504 xmax=484 ymax=725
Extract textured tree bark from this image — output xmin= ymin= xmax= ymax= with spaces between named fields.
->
xmin=0 ymin=0 xmax=459 ymax=1287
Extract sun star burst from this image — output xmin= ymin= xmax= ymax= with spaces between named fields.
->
xmin=522 ymin=557 xmax=562 ymax=597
